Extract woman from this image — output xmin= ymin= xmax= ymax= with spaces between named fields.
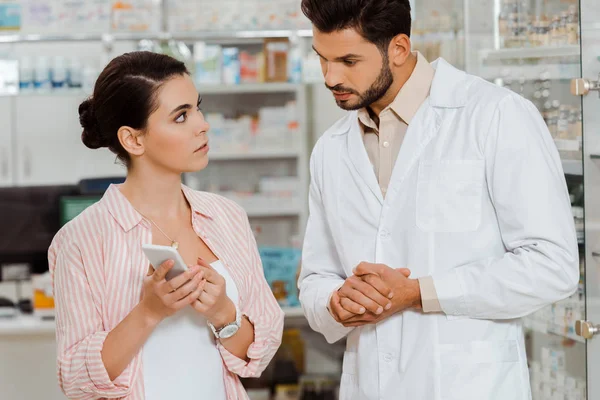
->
xmin=48 ymin=51 xmax=284 ymax=400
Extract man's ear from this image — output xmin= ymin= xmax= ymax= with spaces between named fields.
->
xmin=388 ymin=33 xmax=412 ymax=67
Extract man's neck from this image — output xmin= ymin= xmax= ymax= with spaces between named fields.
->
xmin=369 ymin=53 xmax=418 ymax=118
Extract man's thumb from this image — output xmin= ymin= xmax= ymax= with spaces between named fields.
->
xmin=397 ymin=268 xmax=411 ymax=277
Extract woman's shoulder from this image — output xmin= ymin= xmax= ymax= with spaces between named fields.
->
xmin=49 ymin=201 xmax=107 ymax=254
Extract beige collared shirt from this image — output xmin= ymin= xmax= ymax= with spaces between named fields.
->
xmin=358 ymin=52 xmax=442 ymax=313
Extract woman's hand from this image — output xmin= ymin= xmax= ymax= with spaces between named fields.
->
xmin=139 ymin=260 xmax=206 ymax=324
xmin=192 ymin=258 xmax=236 ymax=329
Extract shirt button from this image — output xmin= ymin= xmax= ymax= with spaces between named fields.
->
xmin=380 ymin=230 xmax=390 ymax=238
xmin=383 ymin=354 xmax=394 ymax=362
xmin=382 ymin=187 xmax=387 ymax=194
xmin=382 ymin=141 xmax=390 ymax=148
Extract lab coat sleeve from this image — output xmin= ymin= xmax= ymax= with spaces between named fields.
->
xmin=49 ymin=234 xmax=136 ymax=399
xmin=298 ymin=141 xmax=354 ymax=343
xmin=432 ymin=94 xmax=580 ymax=319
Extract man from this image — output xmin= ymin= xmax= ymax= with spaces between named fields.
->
xmin=297 ymin=1 xmax=580 ymax=399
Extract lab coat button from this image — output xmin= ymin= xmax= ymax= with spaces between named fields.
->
xmin=380 ymin=230 xmax=390 ymax=238
xmin=383 ymin=354 xmax=393 ymax=362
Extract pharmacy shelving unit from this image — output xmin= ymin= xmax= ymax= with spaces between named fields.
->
xmin=1 ymin=28 xmax=311 ymax=317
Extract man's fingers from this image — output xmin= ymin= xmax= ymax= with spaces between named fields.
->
xmin=330 ymin=291 xmax=356 ymax=322
xmin=353 ymin=261 xmax=381 ymax=277
xmin=152 ymin=260 xmax=174 ymax=282
xmin=339 ymin=296 xmax=368 ymax=316
xmin=342 ymin=313 xmax=379 ymax=327
xmin=360 ymin=274 xmax=394 ymax=301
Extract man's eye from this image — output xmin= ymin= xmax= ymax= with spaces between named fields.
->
xmin=344 ymin=60 xmax=357 ymax=66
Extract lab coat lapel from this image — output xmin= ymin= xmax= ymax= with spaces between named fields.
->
xmin=346 ymin=120 xmax=384 ymax=205
xmin=387 ymin=102 xmax=442 ymax=196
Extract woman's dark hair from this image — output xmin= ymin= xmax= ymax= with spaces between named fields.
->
xmin=301 ymin=0 xmax=412 ymax=52
xmin=79 ymin=51 xmax=188 ymax=167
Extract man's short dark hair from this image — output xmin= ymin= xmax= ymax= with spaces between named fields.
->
xmin=301 ymin=0 xmax=412 ymax=51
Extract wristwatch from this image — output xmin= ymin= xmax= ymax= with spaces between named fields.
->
xmin=208 ymin=305 xmax=242 ymax=339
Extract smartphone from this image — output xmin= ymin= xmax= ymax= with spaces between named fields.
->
xmin=141 ymin=244 xmax=189 ymax=281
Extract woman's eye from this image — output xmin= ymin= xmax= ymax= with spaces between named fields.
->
xmin=175 ymin=112 xmax=187 ymax=123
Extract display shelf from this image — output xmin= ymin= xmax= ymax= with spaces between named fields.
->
xmin=199 ymin=83 xmax=301 ymax=94
xmin=0 ymin=308 xmax=305 ymax=336
xmin=0 ymin=315 xmax=55 ymax=336
xmin=10 ymin=83 xmax=301 ymax=97
xmin=0 ymin=30 xmax=313 ymax=44
xmin=210 ymin=149 xmax=300 ymax=161
xmin=482 ymin=45 xmax=580 ymax=62
xmin=243 ymin=204 xmax=303 ymax=218
xmin=282 ymin=307 xmax=305 ymax=318
xmin=480 ymin=64 xmax=580 ymax=82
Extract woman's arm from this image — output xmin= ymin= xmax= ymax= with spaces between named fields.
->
xmin=51 ymin=236 xmax=204 ymax=397
xmin=205 ymin=298 xmax=254 ymax=361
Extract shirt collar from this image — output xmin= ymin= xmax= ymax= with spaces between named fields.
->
xmin=357 ymin=51 xmax=435 ymax=129
xmin=102 ymin=184 xmax=213 ymax=233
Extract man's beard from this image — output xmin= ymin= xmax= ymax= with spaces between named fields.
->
xmin=326 ymin=57 xmax=394 ymax=111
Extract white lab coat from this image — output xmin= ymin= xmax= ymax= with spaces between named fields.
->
xmin=298 ymin=58 xmax=580 ymax=400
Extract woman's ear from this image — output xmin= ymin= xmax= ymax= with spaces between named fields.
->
xmin=118 ymin=126 xmax=145 ymax=157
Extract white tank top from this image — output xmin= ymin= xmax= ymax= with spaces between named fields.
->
xmin=142 ymin=260 xmax=239 ymax=400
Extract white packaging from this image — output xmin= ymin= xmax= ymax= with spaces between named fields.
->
xmin=82 ymin=65 xmax=99 ymax=94
xmin=51 ymin=56 xmax=68 ymax=89
xmin=34 ymin=56 xmax=51 ymax=92
xmin=205 ymin=113 xmax=226 ymax=150
xmin=222 ymin=47 xmax=240 ymax=85
xmin=68 ymin=57 xmax=82 ymax=88
xmin=194 ymin=42 xmax=222 ymax=85
xmin=19 ymin=56 xmax=33 ymax=91
xmin=259 ymin=176 xmax=300 ymax=196
xmin=287 ymin=44 xmax=302 ymax=83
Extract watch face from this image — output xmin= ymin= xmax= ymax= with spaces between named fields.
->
xmin=219 ymin=324 xmax=239 ymax=339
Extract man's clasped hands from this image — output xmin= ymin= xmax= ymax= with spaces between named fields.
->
xmin=329 ymin=262 xmax=423 ymax=327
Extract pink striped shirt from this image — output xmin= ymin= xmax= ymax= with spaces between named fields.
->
xmin=48 ymin=184 xmax=284 ymax=400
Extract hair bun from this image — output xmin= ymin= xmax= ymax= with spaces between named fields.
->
xmin=79 ymin=98 xmax=105 ymax=149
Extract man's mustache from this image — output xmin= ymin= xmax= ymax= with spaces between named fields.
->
xmin=325 ymin=84 xmax=359 ymax=95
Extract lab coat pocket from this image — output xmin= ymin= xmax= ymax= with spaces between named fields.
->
xmin=338 ymin=351 xmax=358 ymax=400
xmin=439 ymin=340 xmax=526 ymax=400
xmin=416 ymin=160 xmax=485 ymax=233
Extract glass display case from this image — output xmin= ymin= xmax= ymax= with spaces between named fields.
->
xmin=413 ymin=0 xmax=600 ymax=397
xmin=458 ymin=0 xmax=600 ymax=399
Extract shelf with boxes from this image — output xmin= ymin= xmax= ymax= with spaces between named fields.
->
xmin=482 ymin=45 xmax=580 ymax=62
xmin=480 ymin=63 xmax=580 ymax=82
xmin=529 ymin=355 xmax=587 ymax=400
xmin=0 ymin=30 xmax=314 ymax=44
